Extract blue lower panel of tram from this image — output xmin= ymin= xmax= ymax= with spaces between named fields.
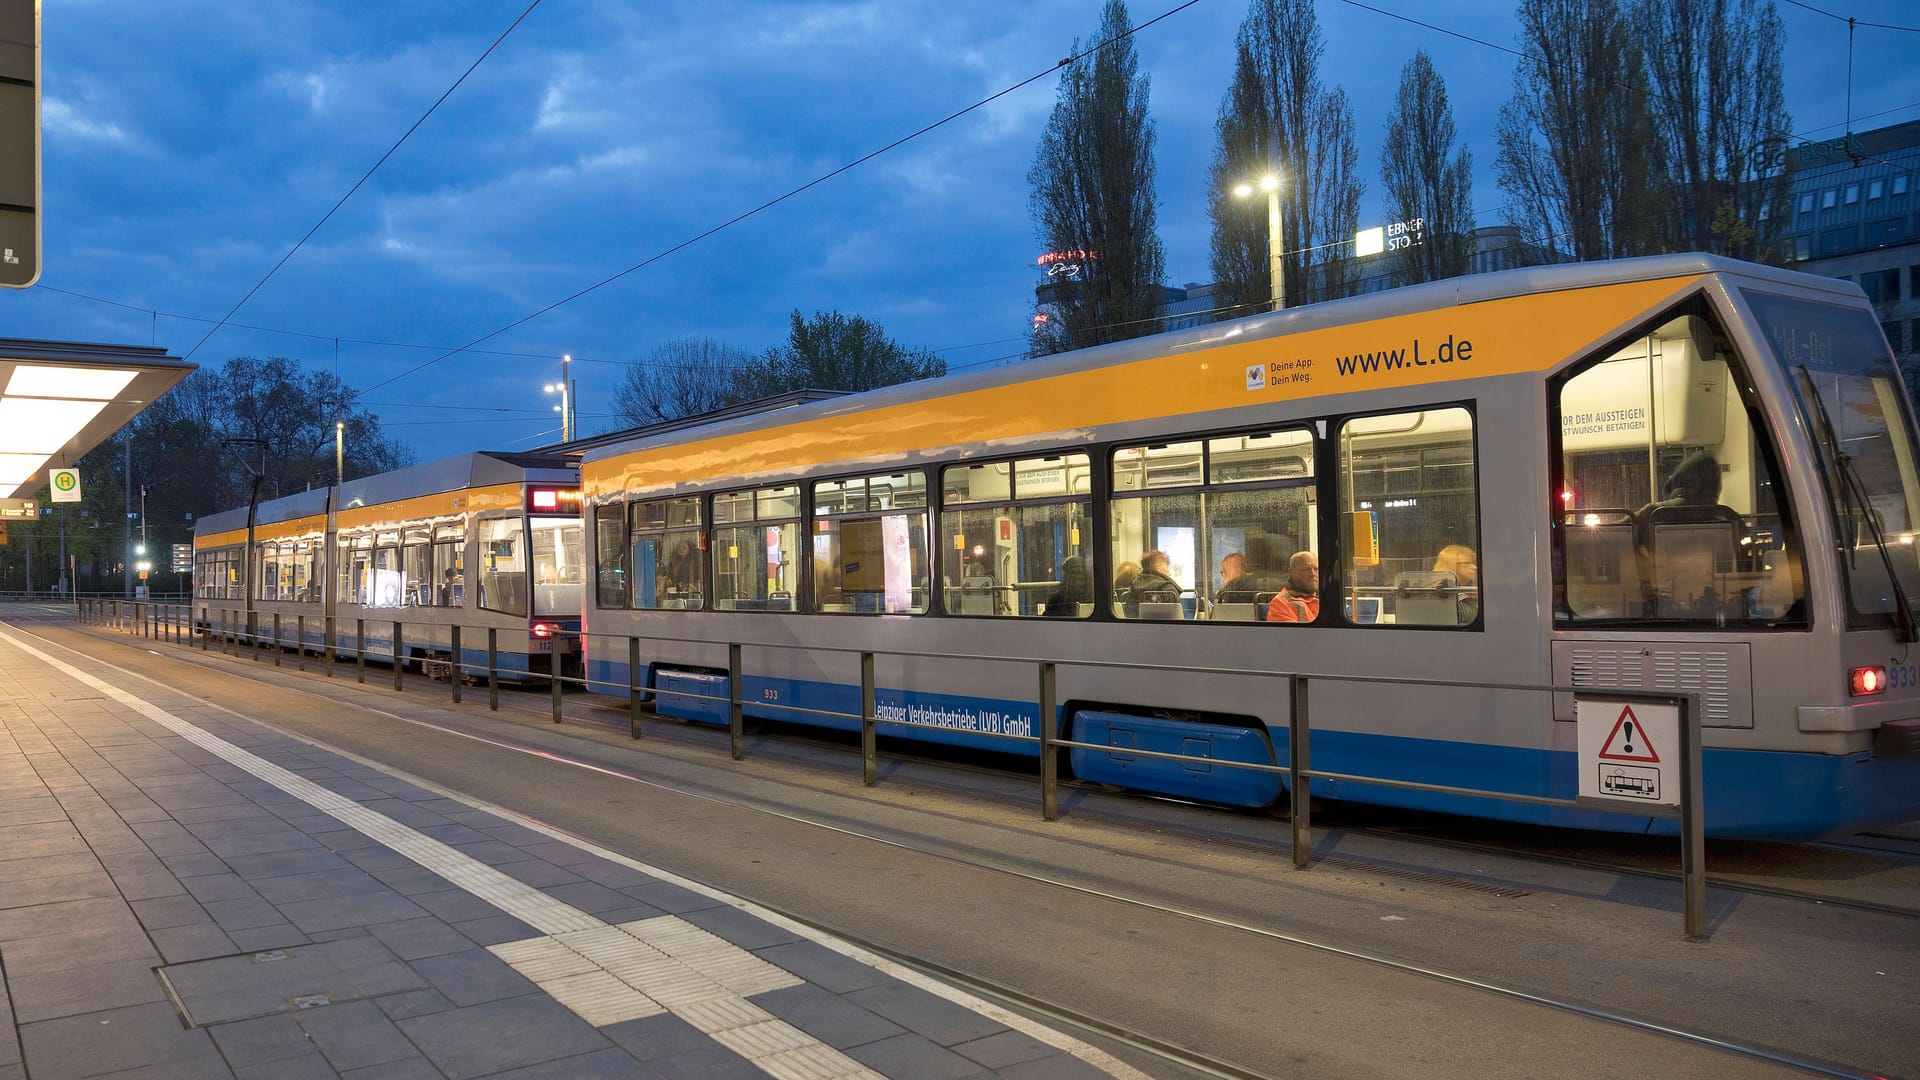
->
xmin=1071 ymin=711 xmax=1282 ymax=807
xmin=589 ymin=658 xmax=1920 ymax=837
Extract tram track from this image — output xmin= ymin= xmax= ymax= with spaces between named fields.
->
xmin=20 ymin=619 xmax=1898 ymax=1079
xmin=566 ymin=697 xmax=1920 ymax=926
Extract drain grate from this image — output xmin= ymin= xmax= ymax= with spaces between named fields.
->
xmin=1325 ymin=856 xmax=1532 ymax=898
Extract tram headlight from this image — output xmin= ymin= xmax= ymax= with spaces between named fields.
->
xmin=1849 ymin=665 xmax=1888 ymax=696
xmin=532 ymin=622 xmax=555 ymax=640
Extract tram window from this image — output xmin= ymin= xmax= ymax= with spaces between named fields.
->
xmin=712 ymin=484 xmax=800 ymax=612
xmin=531 ymin=518 xmax=583 ymax=618
xmin=477 ymin=515 xmax=528 ymax=618
xmin=292 ymin=540 xmax=318 ymax=602
xmin=197 ymin=548 xmax=241 ymax=601
xmin=402 ymin=531 xmax=432 ymax=607
xmin=1339 ymin=408 xmax=1480 ymax=627
xmin=252 ymin=544 xmax=271 ymax=601
xmin=1555 ymin=307 xmax=1806 ymax=626
xmin=432 ymin=539 xmax=464 ymax=607
xmin=941 ymin=455 xmax=1091 ymax=617
xmin=593 ymin=504 xmax=627 ymax=609
xmin=630 ymin=496 xmax=704 ymax=610
xmin=813 ymin=472 xmax=929 ymax=614
xmin=337 ymin=535 xmax=370 ymax=608
xmin=1111 ymin=430 xmax=1314 ymax=621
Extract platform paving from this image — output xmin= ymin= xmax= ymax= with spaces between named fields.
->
xmin=0 ymin=624 xmax=1138 ymax=1080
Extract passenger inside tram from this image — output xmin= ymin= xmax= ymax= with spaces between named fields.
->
xmin=1126 ymin=550 xmax=1183 ymax=618
xmin=1265 ymin=550 xmax=1321 ymax=623
xmin=1041 ymin=556 xmax=1093 ymax=616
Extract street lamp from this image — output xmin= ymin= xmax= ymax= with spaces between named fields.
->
xmin=1232 ymin=173 xmax=1285 ymax=312
xmin=544 ymin=353 xmax=575 ymax=443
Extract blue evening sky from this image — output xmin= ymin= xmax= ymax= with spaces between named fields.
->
xmin=6 ymin=0 xmax=1918 ymax=462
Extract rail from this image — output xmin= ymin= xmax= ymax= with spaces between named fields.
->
xmin=72 ymin=598 xmax=1710 ymax=939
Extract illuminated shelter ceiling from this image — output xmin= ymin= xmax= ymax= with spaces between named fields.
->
xmin=0 ymin=338 xmax=195 ymax=500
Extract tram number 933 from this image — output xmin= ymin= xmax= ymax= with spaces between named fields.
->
xmin=1887 ymin=663 xmax=1920 ymax=690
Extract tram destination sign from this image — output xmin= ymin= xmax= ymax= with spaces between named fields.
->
xmin=0 ymin=497 xmax=37 ymax=520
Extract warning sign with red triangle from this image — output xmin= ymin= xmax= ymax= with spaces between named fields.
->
xmin=1598 ymin=705 xmax=1662 ymax=763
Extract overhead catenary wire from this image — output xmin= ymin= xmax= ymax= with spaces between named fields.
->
xmin=24 ymin=0 xmax=1916 ymax=445
xmin=181 ymin=0 xmax=548 ymax=362
xmin=349 ymin=0 xmax=1205 ymax=400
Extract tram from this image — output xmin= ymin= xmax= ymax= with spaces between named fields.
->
xmin=572 ymin=254 xmax=1920 ymax=839
xmin=192 ymin=451 xmax=585 ymax=682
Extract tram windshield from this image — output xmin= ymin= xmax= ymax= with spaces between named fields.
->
xmin=1555 ymin=306 xmax=1808 ymax=627
xmin=531 ymin=517 xmax=585 ymax=618
xmin=1748 ymin=290 xmax=1920 ymax=630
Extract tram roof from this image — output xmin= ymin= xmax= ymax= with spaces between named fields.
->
xmin=0 ymin=338 xmax=195 ymax=499
xmin=579 ymin=253 xmax=1863 ymax=469
xmin=336 ymin=451 xmax=575 ymax=513
xmin=195 ymin=451 xmax=580 ymax=538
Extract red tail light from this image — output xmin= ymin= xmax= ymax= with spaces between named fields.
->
xmin=532 ymin=622 xmax=555 ymax=640
xmin=1850 ymin=666 xmax=1887 ymax=696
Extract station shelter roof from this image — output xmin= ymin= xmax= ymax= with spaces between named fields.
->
xmin=0 ymin=337 xmax=194 ymax=499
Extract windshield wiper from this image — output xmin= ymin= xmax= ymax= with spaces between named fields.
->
xmin=1799 ymin=366 xmax=1918 ymax=643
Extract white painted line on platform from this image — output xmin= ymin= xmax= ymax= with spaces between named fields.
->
xmin=7 ymin=624 xmax=1149 ymax=1080
xmin=0 ymin=627 xmax=865 ymax=1078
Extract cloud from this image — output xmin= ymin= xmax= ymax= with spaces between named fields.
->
xmin=750 ymin=2 xmax=886 ymax=51
xmin=41 ymin=98 xmax=127 ymax=142
xmin=536 ymin=59 xmax=623 ymax=132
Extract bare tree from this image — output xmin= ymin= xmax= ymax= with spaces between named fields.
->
xmin=1206 ymin=0 xmax=1365 ymax=312
xmin=1379 ymin=51 xmax=1475 ymax=286
xmin=1496 ymin=0 xmax=1661 ymax=261
xmin=611 ymin=337 xmax=758 ymax=426
xmin=217 ymin=356 xmax=410 ymax=495
xmin=1634 ymin=0 xmax=1791 ymax=262
xmin=1027 ymin=0 xmax=1166 ymax=355
xmin=747 ymin=310 xmax=945 ymax=396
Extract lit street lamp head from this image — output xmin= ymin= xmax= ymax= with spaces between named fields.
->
xmin=1230 ymin=172 xmax=1286 ymax=313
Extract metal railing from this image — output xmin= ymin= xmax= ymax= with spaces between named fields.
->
xmin=74 ymin=599 xmax=1710 ymax=939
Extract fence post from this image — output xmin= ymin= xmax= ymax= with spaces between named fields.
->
xmin=249 ymin=611 xmax=260 ymax=662
xmin=273 ymin=613 xmax=283 ymax=667
xmin=1039 ymin=660 xmax=1058 ymax=822
xmin=356 ymin=619 xmax=366 ymax=684
xmin=296 ymin=615 xmax=305 ymax=671
xmin=487 ymin=628 xmax=499 ymax=711
xmin=1680 ymin=693 xmax=1707 ymax=940
xmin=628 ymin=636 xmax=642 ymax=740
xmin=449 ymin=626 xmax=462 ymax=704
xmin=323 ymin=616 xmax=334 ymax=676
xmin=550 ymin=650 xmax=563 ymax=724
xmin=1290 ymin=674 xmax=1312 ymax=870
xmin=860 ymin=652 xmax=877 ymax=787
xmin=729 ymin=642 xmax=744 ymax=761
xmin=392 ymin=621 xmax=404 ymax=691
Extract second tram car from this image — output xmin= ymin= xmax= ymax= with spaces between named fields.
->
xmin=193 ymin=451 xmax=585 ymax=682
xmin=575 ymin=255 xmax=1920 ymax=839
